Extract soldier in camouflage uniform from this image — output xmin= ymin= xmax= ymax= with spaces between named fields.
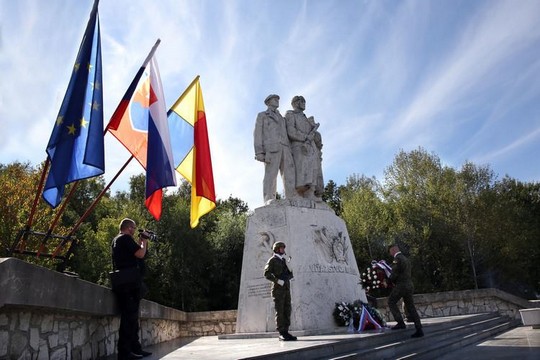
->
xmin=264 ymin=241 xmax=297 ymax=341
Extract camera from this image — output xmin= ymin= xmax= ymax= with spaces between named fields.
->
xmin=138 ymin=229 xmax=157 ymax=241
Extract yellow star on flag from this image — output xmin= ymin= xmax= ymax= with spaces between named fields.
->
xmin=67 ymin=123 xmax=77 ymax=135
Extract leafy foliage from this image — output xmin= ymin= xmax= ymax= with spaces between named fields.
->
xmin=1 ymin=146 xmax=538 ymax=315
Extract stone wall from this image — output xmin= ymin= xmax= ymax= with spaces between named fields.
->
xmin=0 ymin=308 xmax=117 ymax=360
xmin=0 ymin=258 xmax=235 ymax=359
xmin=1 ymin=257 xmax=536 ymax=359
xmin=374 ymin=288 xmax=535 ymax=322
xmin=0 ymin=306 xmax=236 ymax=360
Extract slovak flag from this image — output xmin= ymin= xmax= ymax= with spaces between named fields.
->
xmin=144 ymin=57 xmax=176 ymax=219
xmin=106 ymin=55 xmax=176 ymax=219
xmin=358 ymin=306 xmax=383 ymax=331
xmin=106 ymin=65 xmax=149 ymax=169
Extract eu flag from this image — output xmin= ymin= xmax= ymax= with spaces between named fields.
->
xmin=43 ymin=1 xmax=105 ymax=208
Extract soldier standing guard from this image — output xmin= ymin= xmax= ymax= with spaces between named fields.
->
xmin=264 ymin=241 xmax=297 ymax=341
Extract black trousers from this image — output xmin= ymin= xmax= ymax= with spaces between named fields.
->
xmin=388 ymin=283 xmax=422 ymax=330
xmin=115 ymin=287 xmax=142 ymax=358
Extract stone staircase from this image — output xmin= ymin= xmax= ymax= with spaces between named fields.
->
xmin=242 ymin=313 xmax=520 ymax=360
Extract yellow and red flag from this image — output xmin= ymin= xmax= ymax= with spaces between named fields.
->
xmin=168 ymin=76 xmax=216 ymax=228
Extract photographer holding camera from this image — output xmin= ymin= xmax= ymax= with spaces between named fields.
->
xmin=111 ymin=218 xmax=152 ymax=359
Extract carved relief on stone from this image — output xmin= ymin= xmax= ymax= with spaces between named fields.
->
xmin=258 ymin=231 xmax=276 ymax=256
xmin=313 ymin=226 xmax=349 ymax=265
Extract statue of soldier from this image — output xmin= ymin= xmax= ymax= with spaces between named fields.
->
xmin=285 ymin=95 xmax=323 ymax=201
xmin=254 ymin=94 xmax=296 ymax=204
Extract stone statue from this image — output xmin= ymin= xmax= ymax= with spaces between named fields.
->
xmin=309 ymin=115 xmax=324 ymax=198
xmin=285 ymin=96 xmax=323 ymax=201
xmin=254 ymin=94 xmax=296 ymax=204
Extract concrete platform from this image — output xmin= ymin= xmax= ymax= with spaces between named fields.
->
xmin=106 ymin=316 xmax=540 ymax=359
xmin=438 ymin=326 xmax=540 ymax=360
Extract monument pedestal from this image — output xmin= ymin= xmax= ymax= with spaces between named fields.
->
xmin=235 ymin=199 xmax=367 ymax=333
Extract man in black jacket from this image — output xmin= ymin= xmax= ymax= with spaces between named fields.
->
xmin=388 ymin=244 xmax=424 ymax=338
xmin=264 ymin=241 xmax=297 ymax=341
xmin=111 ymin=218 xmax=152 ymax=359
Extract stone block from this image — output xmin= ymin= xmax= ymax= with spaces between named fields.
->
xmin=0 ymin=314 xmax=7 ymax=326
xmin=19 ymin=312 xmax=31 ymax=331
xmin=48 ymin=333 xmax=58 ymax=348
xmin=10 ymin=331 xmax=28 ymax=357
xmin=50 ymin=347 xmax=66 ymax=360
xmin=0 ymin=330 xmax=8 ymax=356
xmin=29 ymin=327 xmax=39 ymax=350
xmin=18 ymin=349 xmax=32 ymax=360
xmin=37 ymin=340 xmax=49 ymax=360
xmin=81 ymin=343 xmax=92 ymax=360
xmin=236 ymin=203 xmax=366 ymax=333
xmin=41 ymin=315 xmax=54 ymax=333
xmin=58 ymin=321 xmax=69 ymax=345
xmin=0 ymin=258 xmax=116 ymax=316
xmin=106 ymin=334 xmax=116 ymax=354
xmin=519 ymin=308 xmax=540 ymax=328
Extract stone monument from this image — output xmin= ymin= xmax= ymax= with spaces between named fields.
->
xmin=235 ymin=95 xmax=366 ymax=334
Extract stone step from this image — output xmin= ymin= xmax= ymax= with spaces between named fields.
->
xmin=326 ymin=314 xmax=516 ymax=360
xmin=371 ymin=315 xmax=517 ymax=360
xmin=315 ymin=314 xmax=513 ymax=360
xmin=413 ymin=317 xmax=521 ymax=360
xmin=237 ymin=313 xmax=517 ymax=360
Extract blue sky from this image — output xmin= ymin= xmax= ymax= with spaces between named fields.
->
xmin=1 ymin=0 xmax=539 ymax=210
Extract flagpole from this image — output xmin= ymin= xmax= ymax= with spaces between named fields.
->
xmin=106 ymin=39 xmax=161 ymax=130
xmin=36 ymin=181 xmax=80 ymax=257
xmin=51 ymin=39 xmax=162 ymax=257
xmin=26 ymin=159 xmax=50 ymax=230
xmin=72 ymin=155 xmax=135 ymax=237
xmin=51 ymin=155 xmax=136 ymax=258
xmin=90 ymin=0 xmax=100 ymax=16
xmin=13 ymin=159 xmax=51 ymax=253
xmin=142 ymin=39 xmax=161 ymax=67
xmin=13 ymin=0 xmax=103 ymax=257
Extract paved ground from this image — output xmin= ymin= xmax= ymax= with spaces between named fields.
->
xmin=438 ymin=326 xmax=540 ymax=360
xmin=116 ymin=324 xmax=539 ymax=360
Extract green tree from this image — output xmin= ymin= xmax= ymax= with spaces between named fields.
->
xmin=482 ymin=177 xmax=540 ymax=298
xmin=454 ymin=162 xmax=495 ymax=289
xmin=206 ymin=196 xmax=248 ymax=309
xmin=0 ymin=162 xmax=71 ymax=268
xmin=323 ymin=179 xmax=343 ymax=215
xmin=341 ymin=174 xmax=387 ymax=262
xmin=382 ymin=148 xmax=468 ymax=292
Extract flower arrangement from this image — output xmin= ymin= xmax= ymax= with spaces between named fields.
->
xmin=333 ymin=301 xmax=353 ymax=326
xmin=333 ymin=300 xmax=386 ymax=330
xmin=360 ymin=260 xmax=393 ymax=292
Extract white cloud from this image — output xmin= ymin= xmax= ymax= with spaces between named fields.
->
xmin=1 ymin=0 xmax=539 ymax=211
xmin=386 ymin=0 xmax=540 ymax=144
